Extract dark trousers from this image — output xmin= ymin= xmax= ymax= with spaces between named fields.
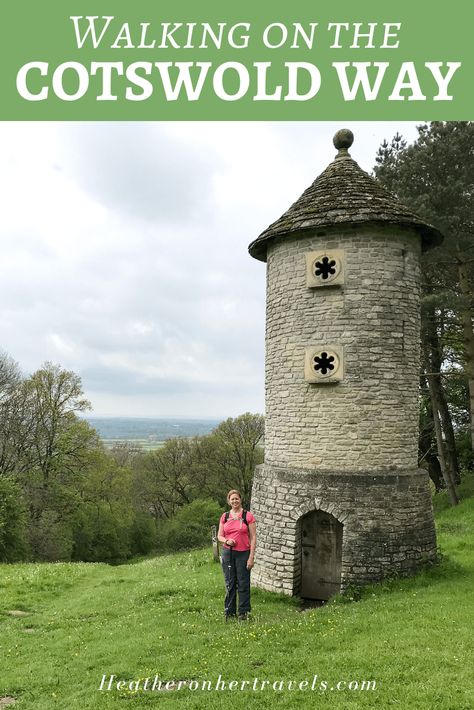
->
xmin=221 ymin=548 xmax=251 ymax=616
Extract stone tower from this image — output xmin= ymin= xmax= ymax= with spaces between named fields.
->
xmin=248 ymin=129 xmax=442 ymax=600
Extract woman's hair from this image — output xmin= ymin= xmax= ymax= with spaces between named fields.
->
xmin=227 ymin=489 xmax=242 ymax=502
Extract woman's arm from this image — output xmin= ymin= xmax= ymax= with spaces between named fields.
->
xmin=217 ymin=521 xmax=227 ymax=545
xmin=218 ymin=521 xmax=234 ymax=546
xmin=247 ymin=522 xmax=256 ymax=569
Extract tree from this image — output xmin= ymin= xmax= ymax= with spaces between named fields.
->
xmin=131 ymin=413 xmax=264 ymax=532
xmin=422 ymin=299 xmax=461 ymax=484
xmin=0 ymin=476 xmax=28 ymax=561
xmin=422 ymin=324 xmax=459 ymax=506
xmin=208 ymin=413 xmax=264 ymax=504
xmin=375 ymin=122 xmax=474 ymax=452
xmin=72 ymin=450 xmax=135 ymax=563
xmin=109 ymin=441 xmax=142 ymax=467
xmin=418 ymin=381 xmax=443 ymax=492
xmin=21 ymin=362 xmax=93 ymax=487
xmin=374 ymin=122 xmax=474 ymax=503
xmin=10 ymin=362 xmax=101 ymax=556
xmin=0 ymin=351 xmax=21 ymax=400
xmin=0 ymin=352 xmax=25 ymax=476
xmin=133 ymin=438 xmax=195 ymax=525
xmin=0 ymin=354 xmax=162 ymax=562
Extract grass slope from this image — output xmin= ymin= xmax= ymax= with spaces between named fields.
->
xmin=1 ymin=480 xmax=473 ymax=709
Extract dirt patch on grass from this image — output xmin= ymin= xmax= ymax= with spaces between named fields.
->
xmin=0 ymin=697 xmax=16 ymax=708
xmin=6 ymin=610 xmax=29 ymax=617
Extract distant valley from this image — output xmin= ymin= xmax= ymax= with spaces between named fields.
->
xmin=84 ymin=416 xmax=222 ymax=449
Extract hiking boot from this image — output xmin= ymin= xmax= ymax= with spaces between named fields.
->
xmin=238 ymin=613 xmax=248 ymax=622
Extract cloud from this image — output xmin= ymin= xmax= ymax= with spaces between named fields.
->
xmin=0 ymin=121 xmax=419 ymax=416
xmin=55 ymin=123 xmax=220 ymax=224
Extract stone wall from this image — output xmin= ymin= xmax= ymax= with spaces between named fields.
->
xmin=264 ymin=224 xmax=422 ymax=471
xmin=251 ymin=464 xmax=437 ymax=595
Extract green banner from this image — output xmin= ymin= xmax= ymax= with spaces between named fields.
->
xmin=0 ymin=0 xmax=471 ymax=119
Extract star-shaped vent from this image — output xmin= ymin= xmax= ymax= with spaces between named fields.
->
xmin=314 ymin=256 xmax=337 ymax=280
xmin=313 ymin=352 xmax=335 ymax=375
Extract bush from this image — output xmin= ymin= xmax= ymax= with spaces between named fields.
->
xmin=91 ymin=509 xmax=131 ymax=564
xmin=29 ymin=509 xmax=73 ymax=561
xmin=0 ymin=477 xmax=29 ymax=561
xmin=455 ymin=430 xmax=474 ymax=472
xmin=71 ymin=506 xmax=95 ymax=561
xmin=130 ymin=513 xmax=157 ymax=556
xmin=159 ymin=499 xmax=222 ymax=552
xmin=71 ymin=503 xmax=131 ymax=564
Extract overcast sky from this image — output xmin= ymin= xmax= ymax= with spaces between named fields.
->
xmin=0 ymin=121 xmax=420 ymax=418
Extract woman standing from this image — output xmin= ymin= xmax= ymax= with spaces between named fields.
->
xmin=217 ymin=489 xmax=256 ymax=621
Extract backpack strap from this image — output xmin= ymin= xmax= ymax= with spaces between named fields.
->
xmin=223 ymin=510 xmax=249 ymax=526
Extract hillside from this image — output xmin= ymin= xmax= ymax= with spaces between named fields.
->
xmin=1 ymin=480 xmax=473 ymax=709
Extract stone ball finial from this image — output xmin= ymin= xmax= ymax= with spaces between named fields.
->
xmin=333 ymin=129 xmax=354 ymax=154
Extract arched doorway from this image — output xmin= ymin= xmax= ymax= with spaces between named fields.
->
xmin=300 ymin=510 xmax=343 ymax=600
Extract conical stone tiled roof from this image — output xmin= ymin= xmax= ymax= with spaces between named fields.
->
xmin=248 ymin=130 xmax=443 ymax=262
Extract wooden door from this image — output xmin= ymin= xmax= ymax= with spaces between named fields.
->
xmin=301 ymin=510 xmax=342 ymax=600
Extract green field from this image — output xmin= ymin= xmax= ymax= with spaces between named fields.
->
xmin=101 ymin=438 xmax=166 ymax=451
xmin=1 ymin=480 xmax=473 ymax=709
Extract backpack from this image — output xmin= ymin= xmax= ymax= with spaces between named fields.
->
xmin=223 ymin=510 xmax=249 ymax=527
